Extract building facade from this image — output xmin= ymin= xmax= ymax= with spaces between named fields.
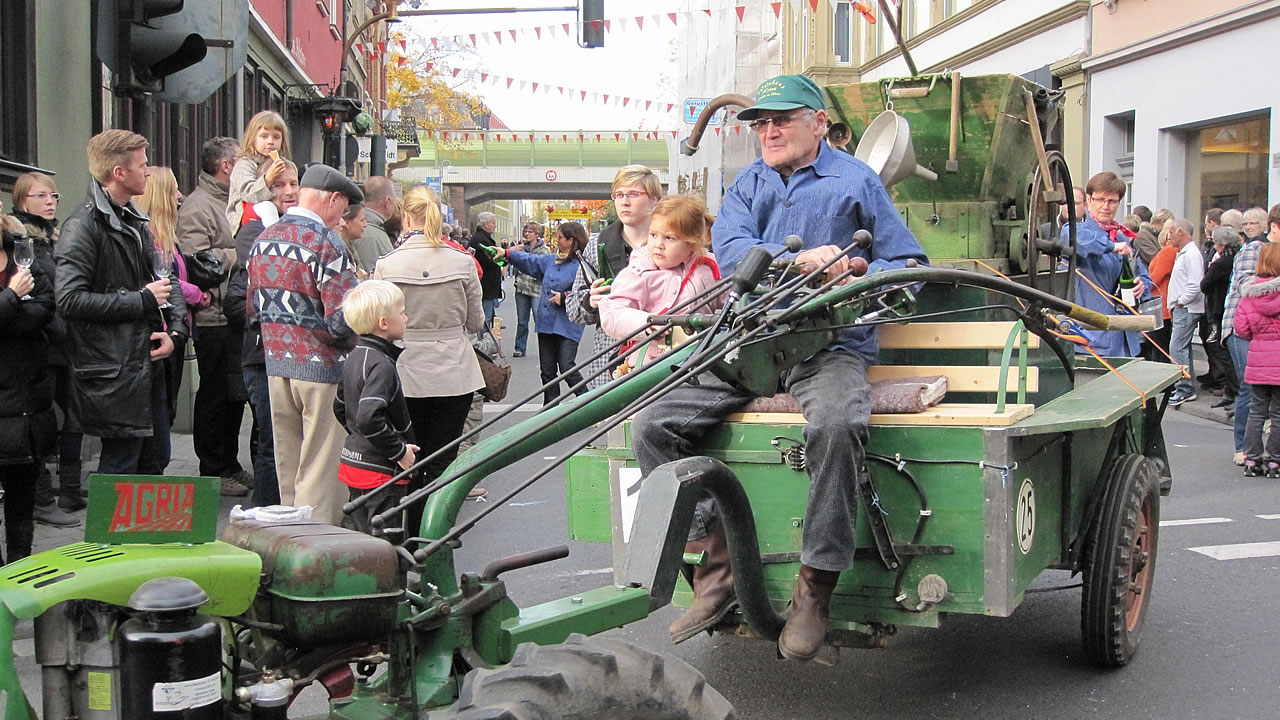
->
xmin=1 ymin=0 xmax=394 ymax=215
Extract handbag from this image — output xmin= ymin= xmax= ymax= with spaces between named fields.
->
xmin=474 ymin=329 xmax=512 ymax=402
xmin=184 ymin=249 xmax=228 ymax=291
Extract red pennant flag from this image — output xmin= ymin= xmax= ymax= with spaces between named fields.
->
xmin=703 ymin=9 xmax=711 ymax=16
xmin=494 ymin=31 xmax=502 ymax=43
xmin=396 ymin=56 xmax=407 ymax=67
xmin=596 ymin=134 xmax=601 ymax=142
xmin=479 ymin=133 xmax=485 ymax=140
xmin=430 ymin=38 xmax=437 ymax=49
xmin=581 ymin=90 xmax=587 ymax=100
xmin=603 ymin=94 xmax=609 ymax=103
xmin=671 ymin=131 xmax=678 ymax=138
xmin=808 ymin=0 xmax=819 ymax=11
xmin=668 ymin=12 xmax=678 ymax=24
xmin=534 ymin=27 xmax=541 ymax=39
xmin=496 ymin=134 xmax=502 ymax=142
xmin=645 ymin=100 xmax=652 ymax=110
xmin=666 ymin=103 xmax=674 ymax=112
xmin=591 ymin=20 xmax=601 ymax=33
xmin=614 ymin=133 xmax=620 ymax=141
xmin=532 ymin=82 xmax=539 ymax=92
xmin=735 ymin=6 xmax=746 ymax=21
xmin=513 ymin=134 xmax=518 ymax=142
xmin=424 ymin=62 xmax=434 ymax=73
xmin=464 ymin=133 xmax=469 ymax=141
xmin=735 ymin=125 xmax=742 ymax=134
xmin=544 ymin=135 xmax=550 ymax=142
xmin=771 ymin=2 xmax=782 ymax=18
xmin=481 ymin=72 xmax=488 ymax=83
xmin=562 ymin=134 xmax=567 ymax=141
xmin=355 ymin=43 xmax=363 ymax=54
xmin=557 ymin=86 xmax=564 ymax=94
xmin=469 ymin=33 xmax=477 ymax=46
xmin=441 ymin=132 xmax=448 ymax=140
xmin=426 ymin=130 xmax=433 ymax=138
xmin=399 ymin=39 xmax=406 ymax=51
xmin=451 ymin=68 xmax=460 ymax=77
xmin=714 ymin=127 xmax=721 ymax=136
xmin=635 ymin=16 xmax=644 ymax=29
xmin=507 ymin=77 xmax=514 ymax=89
xmin=622 ymin=97 xmax=630 ymax=107
xmin=378 ymin=41 xmax=386 ymax=54
xmin=509 ymin=29 xmax=517 ymax=41
xmin=603 ymin=19 xmax=611 ymax=32
xmin=563 ymin=22 xmax=570 ymax=34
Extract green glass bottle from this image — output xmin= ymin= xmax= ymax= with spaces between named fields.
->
xmin=482 ymin=244 xmax=507 ymax=267
xmin=1117 ymin=254 xmax=1136 ymax=307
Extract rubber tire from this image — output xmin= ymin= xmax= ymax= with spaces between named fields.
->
xmin=426 ymin=633 xmax=737 ymax=720
xmin=1080 ymin=454 xmax=1161 ymax=667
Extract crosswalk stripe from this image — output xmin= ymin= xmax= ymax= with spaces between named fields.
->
xmin=1188 ymin=541 xmax=1280 ymax=560
xmin=1257 ymin=514 xmax=1280 ymax=520
xmin=1160 ymin=517 xmax=1232 ymax=527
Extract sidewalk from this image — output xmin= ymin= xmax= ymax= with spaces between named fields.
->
xmin=1168 ymin=341 xmax=1232 ymax=427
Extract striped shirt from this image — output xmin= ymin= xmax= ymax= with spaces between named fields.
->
xmin=1222 ymin=238 xmax=1268 ymax=338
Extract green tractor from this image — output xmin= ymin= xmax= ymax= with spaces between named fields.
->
xmin=0 ymin=72 xmax=1177 ymax=719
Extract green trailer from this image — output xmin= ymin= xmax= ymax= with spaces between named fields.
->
xmin=0 ymin=73 xmax=1179 ymax=719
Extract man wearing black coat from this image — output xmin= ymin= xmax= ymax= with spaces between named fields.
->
xmin=55 ymin=130 xmax=187 ymax=475
xmin=471 ymin=212 xmax=503 ymax=329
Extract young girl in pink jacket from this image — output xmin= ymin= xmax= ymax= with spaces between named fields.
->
xmin=600 ymin=195 xmax=724 ymax=375
xmin=1234 ymin=242 xmax=1280 ymax=477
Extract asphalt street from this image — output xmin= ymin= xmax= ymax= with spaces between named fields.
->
xmin=12 ymin=292 xmax=1279 ymax=719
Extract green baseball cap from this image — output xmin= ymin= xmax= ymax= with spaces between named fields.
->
xmin=737 ymin=74 xmax=827 ymax=121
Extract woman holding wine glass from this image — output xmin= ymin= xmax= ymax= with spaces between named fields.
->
xmin=137 ymin=168 xmax=205 ymax=426
xmin=11 ymin=172 xmax=84 ymax=522
xmin=0 ymin=214 xmax=57 ymax=563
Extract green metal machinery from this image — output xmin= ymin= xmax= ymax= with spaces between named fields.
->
xmin=0 ymin=74 xmax=1177 ymax=719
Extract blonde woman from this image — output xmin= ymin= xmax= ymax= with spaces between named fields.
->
xmin=136 ymin=168 xmax=205 ymax=425
xmin=373 ymin=186 xmax=486 ymax=531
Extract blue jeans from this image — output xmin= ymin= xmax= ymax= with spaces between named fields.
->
xmin=513 ymin=292 xmax=536 ymax=353
xmin=482 ymin=298 xmax=500 ymax=330
xmin=1169 ymin=307 xmax=1200 ymax=397
xmin=98 ymin=361 xmax=170 ymax=476
xmin=1228 ymin=333 xmax=1251 ymax=452
xmin=632 ymin=350 xmax=871 ymax=571
xmin=537 ymin=333 xmax=586 ymax=405
xmin=243 ymin=365 xmax=279 ymax=507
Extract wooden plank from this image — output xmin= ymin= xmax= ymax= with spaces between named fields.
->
xmin=879 ymin=322 xmax=1041 ymax=350
xmin=727 ymin=403 xmax=1036 ymax=427
xmin=868 ymin=365 xmax=1040 ymax=393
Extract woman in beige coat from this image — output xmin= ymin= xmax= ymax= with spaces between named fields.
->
xmin=372 ymin=186 xmax=485 ymax=526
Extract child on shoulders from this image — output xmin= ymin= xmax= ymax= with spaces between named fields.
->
xmin=226 ymin=110 xmax=291 ymax=229
xmin=333 ymin=280 xmax=418 ymax=535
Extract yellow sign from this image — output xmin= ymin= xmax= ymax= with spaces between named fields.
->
xmin=548 ymin=210 xmax=590 ymax=221
xmin=88 ymin=671 xmax=113 ymax=710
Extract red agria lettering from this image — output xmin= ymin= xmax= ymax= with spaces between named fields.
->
xmin=109 ymin=483 xmax=195 ymax=533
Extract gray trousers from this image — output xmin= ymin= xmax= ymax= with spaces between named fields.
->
xmin=632 ymin=350 xmax=871 ymax=571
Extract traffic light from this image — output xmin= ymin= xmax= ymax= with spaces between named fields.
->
xmin=578 ymin=0 xmax=604 ymax=48
xmin=97 ymin=0 xmax=208 ymax=95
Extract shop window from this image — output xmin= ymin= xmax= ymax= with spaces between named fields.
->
xmin=0 ymin=0 xmax=37 ymax=176
xmin=1188 ymin=113 xmax=1270 ymax=217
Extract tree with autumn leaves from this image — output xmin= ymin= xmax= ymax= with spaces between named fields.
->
xmin=386 ymin=32 xmax=488 ymax=132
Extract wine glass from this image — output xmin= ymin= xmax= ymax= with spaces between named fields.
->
xmin=153 ymin=246 xmax=173 ymax=309
xmin=11 ymin=237 xmax=34 ymax=301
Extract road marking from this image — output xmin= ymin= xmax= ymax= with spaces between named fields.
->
xmin=507 ymin=500 xmax=548 ymax=507
xmin=1188 ymin=541 xmax=1280 ymax=560
xmin=488 ymin=404 xmax=543 ymax=413
xmin=1257 ymin=514 xmax=1280 ymax=520
xmin=558 ymin=567 xmax=613 ymax=577
xmin=1159 ymin=517 xmax=1233 ymax=527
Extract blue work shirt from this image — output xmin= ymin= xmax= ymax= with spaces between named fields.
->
xmin=506 ymin=250 xmax=585 ymax=343
xmin=1063 ymin=215 xmax=1153 ymax=357
xmin=712 ymin=141 xmax=929 ymax=365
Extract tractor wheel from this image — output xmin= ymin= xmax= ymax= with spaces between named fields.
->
xmin=1080 ymin=454 xmax=1161 ymax=667
xmin=426 ymin=633 xmax=737 ymax=720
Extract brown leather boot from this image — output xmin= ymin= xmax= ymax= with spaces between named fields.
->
xmin=669 ymin=526 xmax=736 ymax=644
xmin=778 ymin=565 xmax=840 ymax=661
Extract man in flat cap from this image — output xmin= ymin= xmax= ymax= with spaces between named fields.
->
xmin=631 ymin=74 xmax=927 ymax=661
xmin=247 ymin=163 xmax=363 ymax=523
